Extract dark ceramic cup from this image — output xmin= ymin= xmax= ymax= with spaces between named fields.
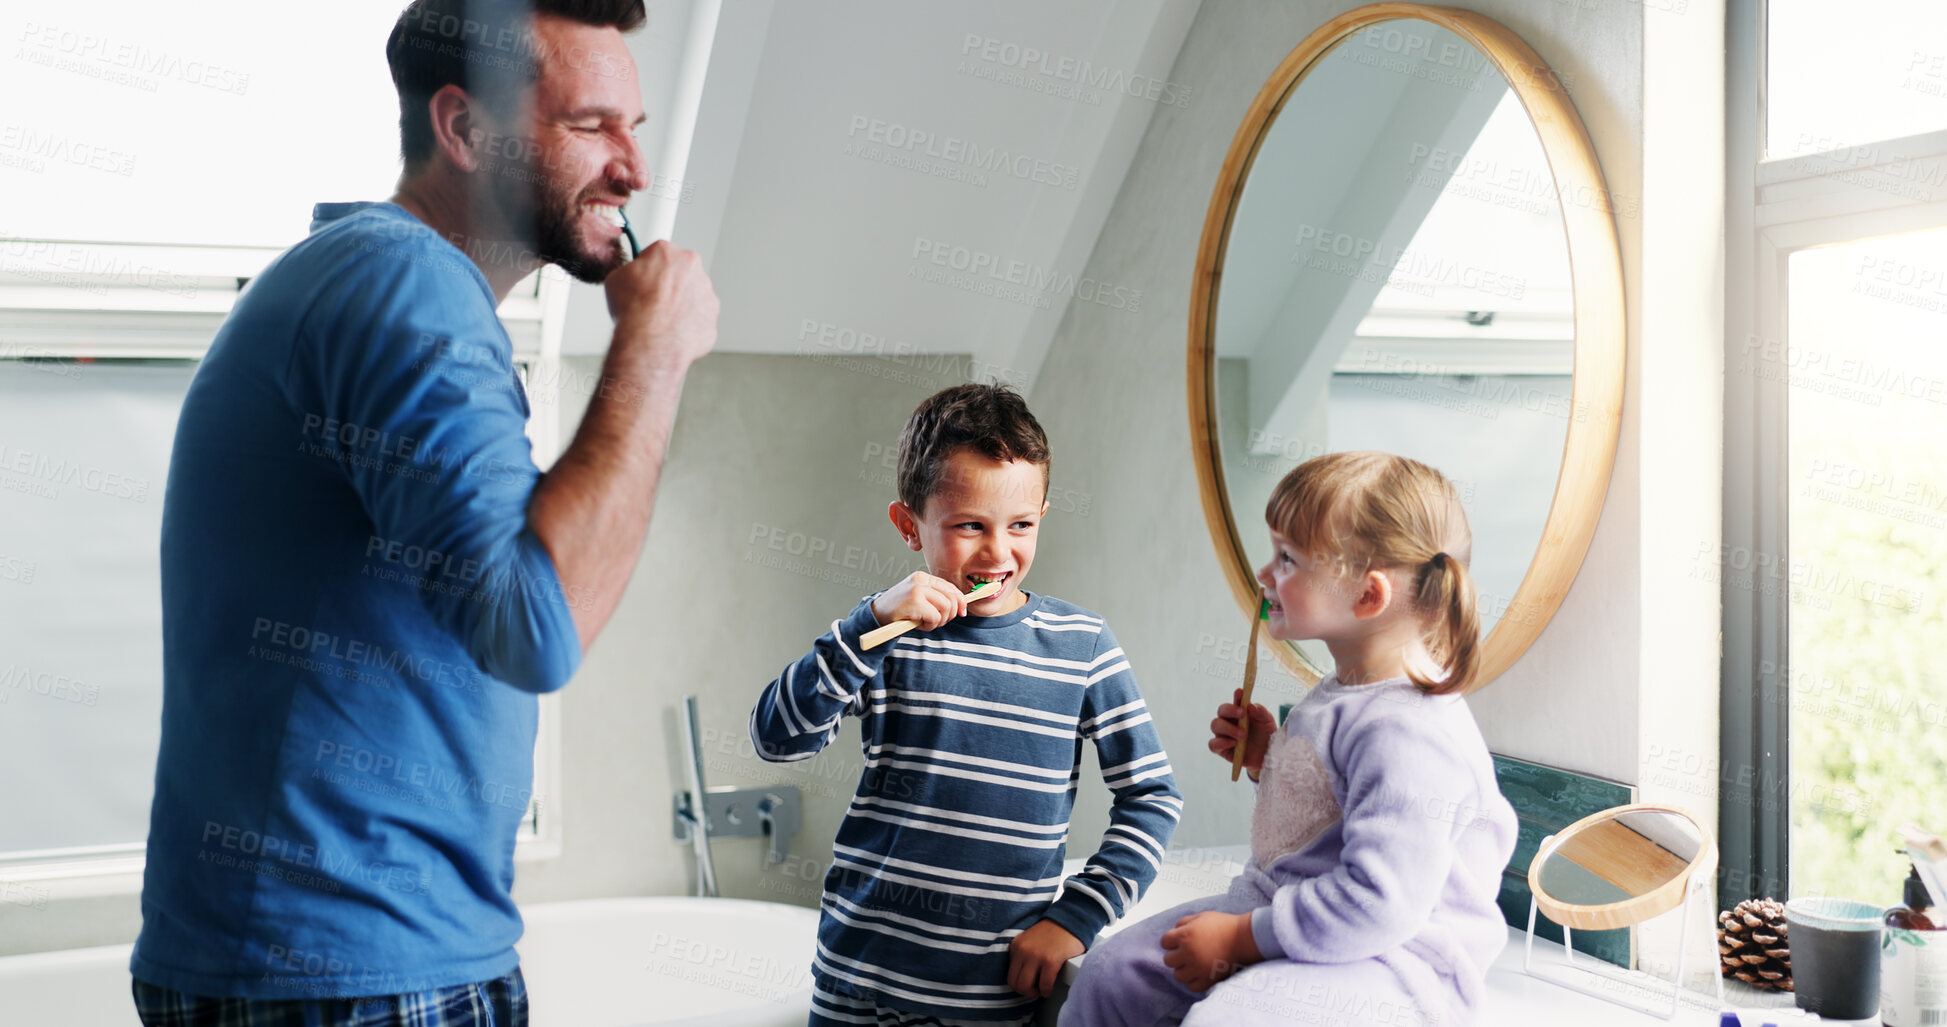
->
xmin=1786 ymin=896 xmax=1886 ymax=1021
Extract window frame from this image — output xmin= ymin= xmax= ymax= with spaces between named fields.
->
xmin=1719 ymin=0 xmax=1947 ymax=906
xmin=0 ymin=247 xmax=575 ymax=900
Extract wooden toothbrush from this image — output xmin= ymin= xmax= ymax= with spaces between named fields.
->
xmin=859 ymin=580 xmax=1003 ymax=650
xmin=1231 ymin=598 xmax=1268 ymax=782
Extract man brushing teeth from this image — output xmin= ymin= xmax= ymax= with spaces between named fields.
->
xmin=133 ymin=2 xmax=719 ymax=1022
xmin=584 ymin=200 xmax=627 ymax=231
xmin=451 ymin=76 xmax=647 ymax=285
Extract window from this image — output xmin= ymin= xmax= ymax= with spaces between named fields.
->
xmin=2 ymin=1 xmax=402 ymax=247
xmin=0 ymin=1 xmax=573 ymax=892
xmin=1781 ymin=230 xmax=1946 ymax=900
xmin=0 ymin=361 xmax=187 ymax=855
xmin=1764 ymin=1 xmax=1947 ymax=161
xmin=1722 ymin=0 xmax=1947 ymax=906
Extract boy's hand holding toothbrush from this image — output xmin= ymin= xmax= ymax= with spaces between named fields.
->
xmin=870 ymin=572 xmax=973 ymax=633
xmin=1207 ymin=689 xmax=1276 ymax=782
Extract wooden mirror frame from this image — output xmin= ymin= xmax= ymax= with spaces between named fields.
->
xmin=1528 ymin=803 xmax=1717 ymax=932
xmin=1187 ymin=3 xmax=1624 ymax=690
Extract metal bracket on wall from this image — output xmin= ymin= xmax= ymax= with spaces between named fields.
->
xmin=673 ymin=785 xmax=802 ymax=868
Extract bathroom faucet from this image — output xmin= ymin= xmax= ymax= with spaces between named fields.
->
xmin=671 ymin=696 xmax=802 ymax=894
xmin=676 ymin=696 xmax=720 ymax=898
xmin=758 ymin=793 xmax=787 ymax=867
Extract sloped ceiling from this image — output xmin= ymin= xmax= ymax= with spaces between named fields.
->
xmin=566 ymin=0 xmax=1202 ymax=395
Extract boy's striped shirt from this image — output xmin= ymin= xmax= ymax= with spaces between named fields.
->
xmin=751 ymin=592 xmax=1181 ymax=1020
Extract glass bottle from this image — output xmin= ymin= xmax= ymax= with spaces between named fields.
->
xmin=1882 ymin=862 xmax=1946 ymax=1027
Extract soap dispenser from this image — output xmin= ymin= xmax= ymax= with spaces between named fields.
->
xmin=1882 ymin=860 xmax=1946 ymax=1027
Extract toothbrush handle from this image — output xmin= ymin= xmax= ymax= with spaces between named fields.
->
xmin=858 ymin=584 xmax=995 ymax=650
xmin=619 ymin=208 xmax=642 ymax=260
xmin=859 ymin=619 xmax=919 ymax=651
xmin=1231 ymin=603 xmax=1263 ymax=782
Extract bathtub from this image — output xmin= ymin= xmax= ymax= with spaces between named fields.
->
xmin=0 ymin=896 xmax=821 ymax=1027
xmin=521 ymin=897 xmax=819 ymax=1026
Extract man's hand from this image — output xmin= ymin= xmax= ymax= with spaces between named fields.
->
xmin=603 ymin=239 xmax=718 ymax=374
xmin=870 ymin=572 xmax=969 ymax=632
xmin=1207 ymin=688 xmax=1276 ymax=782
xmin=1007 ymin=919 xmax=1084 ymax=998
xmin=1158 ymin=911 xmax=1262 ymax=992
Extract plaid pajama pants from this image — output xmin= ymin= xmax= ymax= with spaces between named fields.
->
xmin=130 ymin=969 xmax=525 ymax=1027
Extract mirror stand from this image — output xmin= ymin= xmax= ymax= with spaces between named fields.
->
xmin=1522 ymin=834 xmax=1725 ymax=1019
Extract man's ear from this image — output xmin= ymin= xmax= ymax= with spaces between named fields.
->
xmin=1352 ymin=570 xmax=1393 ymax=620
xmin=426 ymin=84 xmax=482 ymax=173
xmin=888 ymin=501 xmax=922 ymax=550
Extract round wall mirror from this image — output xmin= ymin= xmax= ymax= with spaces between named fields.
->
xmin=1529 ymin=804 xmax=1716 ymax=932
xmin=1188 ymin=3 xmax=1624 ymax=687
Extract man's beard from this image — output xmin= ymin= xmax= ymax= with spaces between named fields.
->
xmin=532 ymin=191 xmax=624 ymax=284
xmin=491 ymin=165 xmax=625 ymax=284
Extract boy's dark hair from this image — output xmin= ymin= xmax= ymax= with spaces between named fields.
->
xmin=896 ymin=384 xmax=1050 ymax=515
xmin=385 ymin=0 xmax=647 ymax=171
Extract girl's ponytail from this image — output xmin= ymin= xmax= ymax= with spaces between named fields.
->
xmin=1410 ymin=550 xmax=1480 ymax=696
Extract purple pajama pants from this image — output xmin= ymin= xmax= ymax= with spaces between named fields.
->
xmin=1057 ymin=890 xmax=1457 ymax=1027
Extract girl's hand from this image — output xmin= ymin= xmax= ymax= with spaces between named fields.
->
xmin=1207 ymin=689 xmax=1275 ymax=781
xmin=1158 ymin=911 xmax=1262 ymax=992
xmin=870 ymin=572 xmax=968 ymax=631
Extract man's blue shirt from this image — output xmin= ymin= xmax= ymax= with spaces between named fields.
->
xmin=132 ymin=202 xmax=581 ymax=998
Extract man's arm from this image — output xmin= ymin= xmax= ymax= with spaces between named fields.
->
xmin=527 ymin=240 xmax=718 ymax=652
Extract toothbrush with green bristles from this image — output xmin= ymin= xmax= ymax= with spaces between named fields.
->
xmin=859 ymin=580 xmax=1004 ymax=650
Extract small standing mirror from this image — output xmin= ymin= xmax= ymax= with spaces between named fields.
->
xmin=1534 ymin=806 xmax=1711 ymax=929
xmin=1524 ymin=804 xmax=1721 ymax=1018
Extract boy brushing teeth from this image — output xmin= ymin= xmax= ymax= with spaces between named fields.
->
xmin=750 ymin=383 xmax=1181 ymax=1025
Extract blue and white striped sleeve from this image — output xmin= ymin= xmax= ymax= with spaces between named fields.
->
xmin=1041 ymin=623 xmax=1182 ymax=947
xmin=749 ymin=598 xmax=888 ymax=762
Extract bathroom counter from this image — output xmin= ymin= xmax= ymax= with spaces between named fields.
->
xmin=1049 ymin=850 xmax=1873 ymax=1026
xmin=1055 ymin=922 xmax=1867 ymax=1026
xmin=1479 ymin=933 xmax=1865 ymax=1027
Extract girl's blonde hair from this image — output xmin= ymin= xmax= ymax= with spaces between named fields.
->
xmin=1266 ymin=451 xmax=1482 ymax=695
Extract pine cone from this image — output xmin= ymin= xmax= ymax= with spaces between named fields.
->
xmin=1718 ymin=898 xmax=1793 ymax=991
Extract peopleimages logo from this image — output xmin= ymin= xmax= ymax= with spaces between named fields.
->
xmin=0 ymin=236 xmax=198 ymax=298
xmin=957 ymin=33 xmax=1192 ymax=108
xmin=15 ymin=21 xmax=251 ymax=95
xmin=249 ymin=618 xmax=489 ymax=694
xmin=0 ymin=124 xmax=137 ymax=176
xmin=908 ymin=237 xmax=1142 ymax=312
xmin=844 ymin=115 xmax=1080 ymax=190
xmin=0 ymin=442 xmax=150 ymax=501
